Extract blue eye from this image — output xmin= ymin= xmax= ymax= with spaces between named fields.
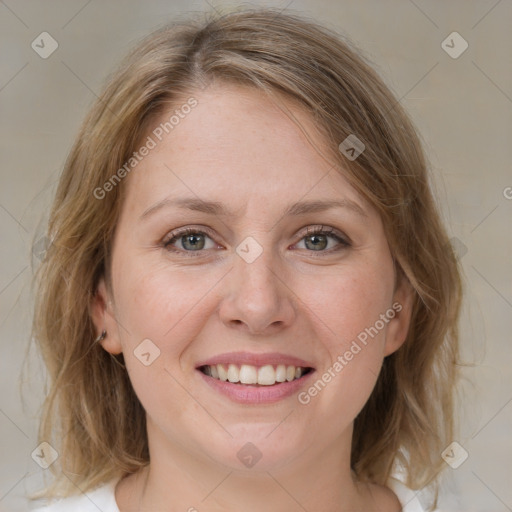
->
xmin=163 ymin=225 xmax=350 ymax=257
xmin=163 ymin=228 xmax=217 ymax=254
xmin=295 ymin=226 xmax=350 ymax=252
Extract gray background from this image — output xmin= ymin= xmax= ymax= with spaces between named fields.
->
xmin=1 ymin=1 xmax=511 ymax=511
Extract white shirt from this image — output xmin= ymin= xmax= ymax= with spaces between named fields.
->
xmin=31 ymin=477 xmax=430 ymax=511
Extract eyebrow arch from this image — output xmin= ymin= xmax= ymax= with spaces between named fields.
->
xmin=284 ymin=199 xmax=367 ymax=218
xmin=139 ymin=197 xmax=368 ymax=220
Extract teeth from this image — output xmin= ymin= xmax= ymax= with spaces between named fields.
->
xmin=227 ymin=364 xmax=240 ymax=383
xmin=239 ymin=364 xmax=258 ymax=384
xmin=257 ymin=365 xmax=276 ymax=386
xmin=202 ymin=363 xmax=309 ymax=385
xmin=275 ymin=364 xmax=287 ymax=382
xmin=217 ymin=364 xmax=228 ymax=381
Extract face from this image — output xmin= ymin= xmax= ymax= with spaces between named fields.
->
xmin=93 ymin=83 xmax=412 ymax=474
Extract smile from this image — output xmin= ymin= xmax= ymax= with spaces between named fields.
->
xmin=196 ymin=352 xmax=316 ymax=404
xmin=199 ymin=364 xmax=313 ymax=386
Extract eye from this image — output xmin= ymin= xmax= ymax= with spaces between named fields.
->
xmin=162 ymin=225 xmax=350 ymax=257
xmin=163 ymin=227 xmax=220 ymax=255
xmin=294 ymin=226 xmax=350 ymax=252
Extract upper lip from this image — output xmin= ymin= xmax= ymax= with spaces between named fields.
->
xmin=196 ymin=351 xmax=315 ymax=369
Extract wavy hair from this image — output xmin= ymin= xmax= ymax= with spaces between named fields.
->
xmin=32 ymin=8 xmax=462 ymax=507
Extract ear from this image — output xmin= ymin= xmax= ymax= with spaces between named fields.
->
xmin=90 ymin=277 xmax=123 ymax=355
xmin=383 ymin=275 xmax=415 ymax=357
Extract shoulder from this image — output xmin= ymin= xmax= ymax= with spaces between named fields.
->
xmin=387 ymin=477 xmax=433 ymax=512
xmin=30 ymin=479 xmax=120 ymax=512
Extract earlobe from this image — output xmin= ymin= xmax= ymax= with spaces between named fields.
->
xmin=90 ymin=278 xmax=123 ymax=355
xmin=383 ymin=277 xmax=415 ymax=357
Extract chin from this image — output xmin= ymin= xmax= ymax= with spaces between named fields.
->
xmin=200 ymin=429 xmax=309 ymax=473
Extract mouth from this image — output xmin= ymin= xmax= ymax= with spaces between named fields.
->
xmin=198 ymin=363 xmax=314 ymax=386
xmin=195 ymin=352 xmax=316 ymax=404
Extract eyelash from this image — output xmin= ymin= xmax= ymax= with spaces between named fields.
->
xmin=162 ymin=225 xmax=351 ymax=257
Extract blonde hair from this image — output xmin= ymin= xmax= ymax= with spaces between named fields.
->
xmin=32 ymin=7 xmax=462 ymax=506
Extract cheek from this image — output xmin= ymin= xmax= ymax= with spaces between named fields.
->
xmin=113 ymin=256 xmax=212 ymax=339
xmin=308 ymin=261 xmax=393 ymax=350
xmin=111 ymin=258 xmax=219 ymax=426
xmin=111 ymin=255 xmax=226 ymax=384
xmin=298 ymin=259 xmax=394 ymax=415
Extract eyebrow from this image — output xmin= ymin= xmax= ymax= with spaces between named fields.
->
xmin=139 ymin=197 xmax=368 ymax=220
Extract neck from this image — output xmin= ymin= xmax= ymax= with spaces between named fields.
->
xmin=116 ymin=421 xmax=391 ymax=512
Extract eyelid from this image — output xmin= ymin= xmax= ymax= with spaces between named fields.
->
xmin=163 ymin=225 xmax=218 ymax=244
xmin=162 ymin=224 xmax=351 ymax=256
xmin=162 ymin=225 xmax=222 ymax=254
xmin=297 ymin=225 xmax=351 ymax=246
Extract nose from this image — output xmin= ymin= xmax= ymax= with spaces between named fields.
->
xmin=218 ymin=246 xmax=297 ymax=336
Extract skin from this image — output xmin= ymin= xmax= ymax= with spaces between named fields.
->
xmin=92 ymin=83 xmax=413 ymax=512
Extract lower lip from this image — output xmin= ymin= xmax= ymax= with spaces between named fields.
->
xmin=197 ymin=370 xmax=315 ymax=404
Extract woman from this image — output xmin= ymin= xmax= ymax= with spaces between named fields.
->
xmin=31 ymin=8 xmax=462 ymax=511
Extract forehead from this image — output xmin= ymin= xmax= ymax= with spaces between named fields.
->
xmin=123 ymin=83 xmax=372 ymax=220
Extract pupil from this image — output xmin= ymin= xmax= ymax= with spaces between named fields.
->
xmin=183 ymin=234 xmax=205 ymax=250
xmin=180 ymin=233 xmax=328 ymax=251
xmin=306 ymin=234 xmax=327 ymax=251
